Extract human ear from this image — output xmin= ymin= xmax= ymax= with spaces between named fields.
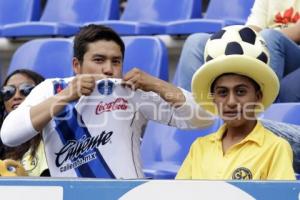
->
xmin=72 ymin=57 xmax=81 ymax=75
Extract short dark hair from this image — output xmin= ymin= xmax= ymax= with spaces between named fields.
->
xmin=73 ymin=24 xmax=125 ymax=64
xmin=210 ymin=73 xmax=261 ymax=93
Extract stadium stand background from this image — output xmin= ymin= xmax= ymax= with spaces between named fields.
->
xmin=0 ymin=0 xmax=210 ymax=83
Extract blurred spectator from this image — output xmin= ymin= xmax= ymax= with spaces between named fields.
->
xmin=0 ymin=69 xmax=49 ymax=176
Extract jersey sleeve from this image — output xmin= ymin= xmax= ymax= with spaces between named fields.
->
xmin=170 ymin=88 xmax=215 ymax=129
xmin=267 ymin=138 xmax=296 ymax=180
xmin=245 ymin=0 xmax=268 ymax=29
xmin=1 ymin=79 xmax=54 ymax=147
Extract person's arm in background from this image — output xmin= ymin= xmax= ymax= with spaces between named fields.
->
xmin=280 ymin=21 xmax=300 ymax=43
xmin=122 ymin=68 xmax=214 ymax=129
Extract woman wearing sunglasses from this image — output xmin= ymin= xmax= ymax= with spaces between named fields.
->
xmin=0 ymin=69 xmax=49 ymax=176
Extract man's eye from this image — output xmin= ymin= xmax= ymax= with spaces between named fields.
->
xmin=217 ymin=90 xmax=227 ymax=96
xmin=94 ymin=58 xmax=104 ymax=62
xmin=236 ymin=89 xmax=246 ymax=96
xmin=113 ymin=60 xmax=121 ymax=64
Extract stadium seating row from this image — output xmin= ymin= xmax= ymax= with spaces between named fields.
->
xmin=0 ymin=0 xmax=254 ymax=37
xmin=7 ymin=36 xmax=168 ymax=81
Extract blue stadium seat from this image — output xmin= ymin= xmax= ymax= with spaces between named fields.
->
xmin=8 ymin=36 xmax=168 ymax=80
xmin=8 ymin=38 xmax=74 ymax=78
xmin=167 ymin=0 xmax=255 ymax=34
xmin=2 ymin=0 xmax=119 ymax=37
xmin=0 ymin=0 xmax=41 ymax=35
xmin=122 ymin=36 xmax=168 ymax=81
xmin=87 ymin=0 xmax=201 ymax=35
xmin=260 ymin=103 xmax=300 ymax=125
xmin=141 ymin=119 xmax=222 ymax=179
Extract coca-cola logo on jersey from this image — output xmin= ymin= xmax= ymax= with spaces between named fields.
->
xmin=95 ymin=98 xmax=128 ymax=115
xmin=55 ymin=131 xmax=113 ymax=167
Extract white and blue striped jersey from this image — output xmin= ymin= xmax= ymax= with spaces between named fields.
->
xmin=1 ymin=77 xmax=214 ymax=178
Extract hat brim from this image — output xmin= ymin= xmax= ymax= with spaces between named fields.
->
xmin=191 ymin=55 xmax=279 ymax=115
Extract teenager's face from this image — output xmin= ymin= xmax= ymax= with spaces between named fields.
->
xmin=3 ymin=73 xmax=36 ymax=113
xmin=73 ymin=40 xmax=123 ymax=78
xmin=212 ymin=74 xmax=262 ymax=127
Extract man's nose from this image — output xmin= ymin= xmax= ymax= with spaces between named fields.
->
xmin=102 ymin=62 xmax=113 ymax=76
xmin=226 ymin=92 xmax=238 ymax=108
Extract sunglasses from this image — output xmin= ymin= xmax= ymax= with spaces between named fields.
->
xmin=0 ymin=83 xmax=35 ymax=101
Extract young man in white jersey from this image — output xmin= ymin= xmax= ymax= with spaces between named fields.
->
xmin=0 ymin=24 xmax=214 ymax=178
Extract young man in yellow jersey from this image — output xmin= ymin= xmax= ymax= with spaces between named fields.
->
xmin=176 ymin=25 xmax=295 ymax=180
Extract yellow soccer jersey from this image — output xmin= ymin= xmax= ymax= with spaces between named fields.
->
xmin=21 ymin=141 xmax=48 ymax=176
xmin=176 ymin=121 xmax=295 ymax=180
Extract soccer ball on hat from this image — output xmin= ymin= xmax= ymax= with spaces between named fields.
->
xmin=204 ymin=25 xmax=269 ymax=65
xmin=192 ymin=25 xmax=279 ymax=115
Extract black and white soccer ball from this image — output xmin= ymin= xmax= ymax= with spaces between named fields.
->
xmin=204 ymin=25 xmax=269 ymax=65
